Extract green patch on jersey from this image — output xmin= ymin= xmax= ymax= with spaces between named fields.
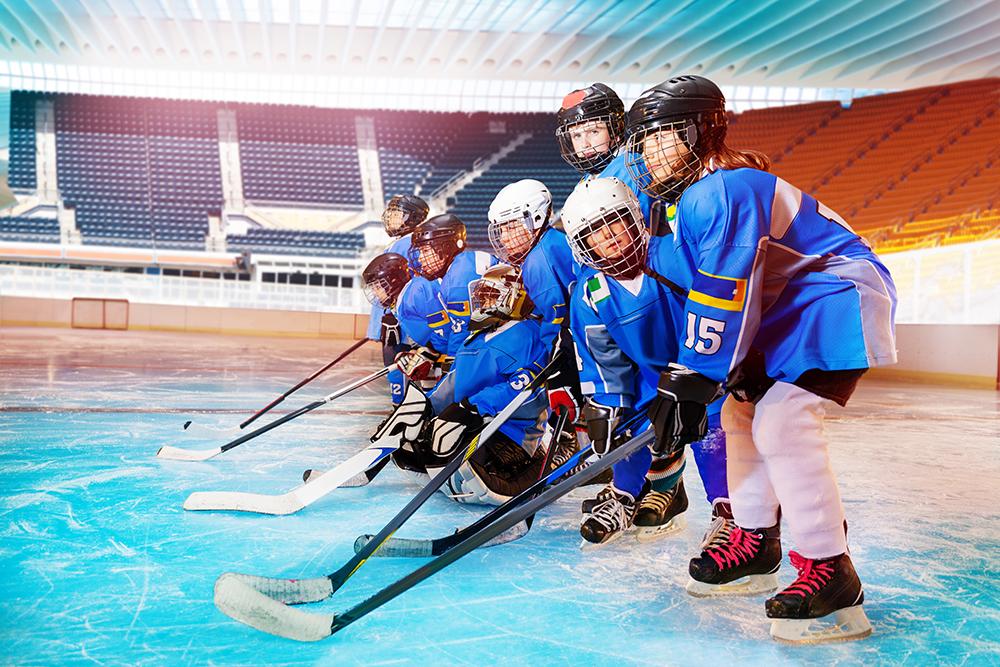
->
xmin=586 ymin=274 xmax=611 ymax=305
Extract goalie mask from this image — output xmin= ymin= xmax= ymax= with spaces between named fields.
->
xmin=561 ymin=177 xmax=649 ymax=281
xmin=556 ymin=83 xmax=626 ymax=175
xmin=408 ymin=214 xmax=467 ymax=280
xmin=362 ymin=252 xmax=411 ymax=308
xmin=469 ymin=265 xmax=535 ymax=330
xmin=487 ymin=179 xmax=553 ymax=265
xmin=382 ymin=194 xmax=430 ymax=238
xmin=624 ymin=75 xmax=728 ymax=203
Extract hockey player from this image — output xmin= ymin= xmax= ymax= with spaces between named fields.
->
xmin=407 ymin=213 xmax=498 ymax=361
xmin=397 ymin=265 xmax=554 ymax=506
xmin=561 ymin=177 xmax=729 ymax=547
xmin=626 ymin=75 xmax=896 ymax=642
xmin=366 ymin=194 xmax=430 ymax=405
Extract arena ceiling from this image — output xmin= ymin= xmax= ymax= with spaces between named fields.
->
xmin=1 ymin=0 xmax=998 ymax=90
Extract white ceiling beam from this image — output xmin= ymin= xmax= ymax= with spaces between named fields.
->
xmin=0 ymin=0 xmax=59 ymax=55
xmin=470 ymin=0 xmax=547 ymax=70
xmin=836 ymin=0 xmax=991 ymax=78
xmin=158 ymin=0 xmax=200 ymax=64
xmin=416 ymin=0 xmax=468 ymax=69
xmin=316 ymin=0 xmax=330 ymax=65
xmin=133 ymin=0 xmax=184 ymax=63
xmin=667 ymin=0 xmax=785 ymax=75
xmin=443 ymin=0 xmax=499 ymax=71
xmin=74 ymin=0 xmax=134 ymax=62
xmin=497 ymin=0 xmax=589 ymax=71
xmin=341 ymin=0 xmax=362 ymax=68
xmin=48 ymin=0 xmax=106 ymax=54
xmin=23 ymin=0 xmax=82 ymax=55
xmin=258 ymin=0 xmax=273 ymax=67
xmin=224 ymin=0 xmax=247 ymax=67
xmin=367 ymin=0 xmax=399 ymax=69
xmin=553 ymin=0 xmax=658 ymax=74
xmin=524 ymin=0 xmax=618 ymax=72
xmin=289 ymin=0 xmax=299 ymax=66
xmin=905 ymin=29 xmax=1000 ymax=79
xmin=638 ymin=1 xmax=741 ymax=77
xmin=391 ymin=0 xmax=435 ymax=67
xmin=582 ymin=0 xmax=697 ymax=76
xmin=874 ymin=15 xmax=1000 ymax=79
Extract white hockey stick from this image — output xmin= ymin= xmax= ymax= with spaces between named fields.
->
xmin=156 ymin=366 xmax=391 ymax=462
xmin=182 ymin=443 xmax=398 ymax=514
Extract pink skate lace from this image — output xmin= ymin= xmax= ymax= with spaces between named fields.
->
xmin=780 ymin=551 xmax=835 ymax=598
xmin=707 ymin=527 xmax=761 ymax=570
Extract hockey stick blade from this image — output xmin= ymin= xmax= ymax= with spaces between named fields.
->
xmin=353 ymin=520 xmax=530 ymax=558
xmin=156 ymin=444 xmax=224 ymax=461
xmin=302 ymin=452 xmax=392 ymax=488
xmin=215 ymin=428 xmax=654 ymax=640
xmin=183 ymin=445 xmax=397 ymax=514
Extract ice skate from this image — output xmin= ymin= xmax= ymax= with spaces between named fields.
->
xmin=579 ymin=484 xmax=641 ymax=549
xmin=633 ymin=479 xmax=687 ymax=542
xmin=686 ymin=523 xmax=781 ymax=597
xmin=766 ymin=551 xmax=872 ymax=644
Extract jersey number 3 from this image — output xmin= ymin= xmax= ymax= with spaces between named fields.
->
xmin=685 ymin=313 xmax=725 ymax=355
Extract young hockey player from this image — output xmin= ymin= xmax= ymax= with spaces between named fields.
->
xmin=407 ymin=213 xmax=498 ymax=360
xmin=561 ymin=177 xmax=729 ymax=547
xmin=626 ymin=74 xmax=896 ymax=643
xmin=396 ymin=265 xmax=554 ymax=506
xmin=366 ymin=195 xmax=430 ymax=405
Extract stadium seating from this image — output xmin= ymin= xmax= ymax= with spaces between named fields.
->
xmin=8 ymin=91 xmax=37 ymax=190
xmin=0 ymin=215 xmax=59 ymax=243
xmin=225 ymin=228 xmax=366 ymax=257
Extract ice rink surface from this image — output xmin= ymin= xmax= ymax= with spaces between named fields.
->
xmin=1 ymin=328 xmax=998 ymax=666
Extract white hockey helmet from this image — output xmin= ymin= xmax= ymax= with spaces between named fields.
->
xmin=487 ymin=179 xmax=553 ymax=265
xmin=561 ymin=177 xmax=649 ymax=280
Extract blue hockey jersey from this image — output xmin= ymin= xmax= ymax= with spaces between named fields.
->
xmin=667 ymin=168 xmax=897 ymax=384
xmin=452 ymin=319 xmax=549 ymax=447
xmin=440 ymin=250 xmax=499 ymax=357
xmin=571 ymin=236 xmax=685 ymax=411
xmin=396 ymin=274 xmax=449 ymax=351
xmin=520 ymin=227 xmax=577 ymax=346
xmin=599 ymin=152 xmax=655 ymax=225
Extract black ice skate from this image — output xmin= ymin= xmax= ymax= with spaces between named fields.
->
xmin=687 ymin=523 xmax=781 ymax=597
xmin=699 ymin=498 xmax=735 ymax=550
xmin=579 ymin=484 xmax=641 ymax=548
xmin=633 ymin=479 xmax=688 ymax=542
xmin=766 ymin=551 xmax=872 ymax=644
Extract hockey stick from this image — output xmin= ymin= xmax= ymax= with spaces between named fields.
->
xmin=214 ymin=427 xmax=655 ymax=641
xmin=211 ymin=356 xmax=559 ymax=619
xmin=157 ymin=366 xmax=391 ymax=462
xmin=182 ymin=443 xmax=399 ymax=514
xmin=237 ymin=338 xmax=371 ymax=431
xmin=353 ymin=411 xmax=650 ymax=558
xmin=302 ymin=456 xmax=390 ymax=488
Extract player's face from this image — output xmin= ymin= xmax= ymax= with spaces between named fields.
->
xmin=585 ymin=220 xmax=633 ymax=261
xmin=371 ymin=282 xmax=392 ymax=306
xmin=569 ymin=120 xmax=612 ymax=159
xmin=499 ymin=220 xmax=533 ymax=261
xmin=415 ymin=244 xmax=446 ymax=276
xmin=641 ymin=128 xmax=692 ymax=184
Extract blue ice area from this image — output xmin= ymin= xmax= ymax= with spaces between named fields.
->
xmin=1 ymin=329 xmax=998 ymax=666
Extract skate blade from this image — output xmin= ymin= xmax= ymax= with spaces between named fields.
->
xmin=769 ymin=605 xmax=873 ymax=644
xmin=686 ymin=572 xmax=778 ymax=598
xmin=634 ymin=514 xmax=686 ymax=543
xmin=579 ymin=529 xmax=630 ymax=552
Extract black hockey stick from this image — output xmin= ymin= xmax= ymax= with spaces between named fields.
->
xmin=353 ymin=411 xmax=649 ymax=558
xmin=211 ymin=355 xmax=560 ymax=619
xmin=214 ymin=426 xmax=656 ymax=640
xmin=157 ymin=366 xmax=391 ymax=461
xmin=238 ymin=338 xmax=371 ymax=430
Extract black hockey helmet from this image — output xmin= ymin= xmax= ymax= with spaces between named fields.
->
xmin=382 ymin=194 xmax=430 ymax=237
xmin=624 ymin=75 xmax=728 ymax=202
xmin=408 ymin=214 xmax=467 ymax=280
xmin=555 ymin=83 xmax=626 ymax=175
xmin=362 ymin=252 xmax=411 ymax=308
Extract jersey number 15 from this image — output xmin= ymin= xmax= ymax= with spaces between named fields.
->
xmin=685 ymin=313 xmax=726 ymax=355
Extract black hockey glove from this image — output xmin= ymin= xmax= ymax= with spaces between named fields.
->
xmin=647 ymin=364 xmax=723 ymax=457
xmin=581 ymin=398 xmax=621 ymax=457
xmin=430 ymin=399 xmax=485 ymax=459
xmin=380 ymin=310 xmax=401 ymax=348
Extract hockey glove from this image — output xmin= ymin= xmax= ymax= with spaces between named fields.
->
xmin=581 ymin=398 xmax=621 ymax=457
xmin=647 ymin=364 xmax=723 ymax=457
xmin=395 ymin=346 xmax=450 ymax=381
xmin=380 ymin=310 xmax=401 ymax=348
xmin=430 ymin=399 xmax=485 ymax=459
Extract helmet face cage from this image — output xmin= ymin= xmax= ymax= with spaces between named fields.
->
xmin=557 ymin=115 xmax=624 ymax=175
xmin=565 ymin=203 xmax=649 ymax=280
xmin=408 ymin=239 xmax=455 ymax=280
xmin=362 ymin=276 xmax=400 ymax=308
xmin=382 ymin=197 xmax=427 ymax=237
xmin=625 ymin=112 xmax=725 ymax=202
xmin=469 ymin=269 xmax=530 ymax=328
xmin=488 ymin=215 xmax=536 ymax=265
